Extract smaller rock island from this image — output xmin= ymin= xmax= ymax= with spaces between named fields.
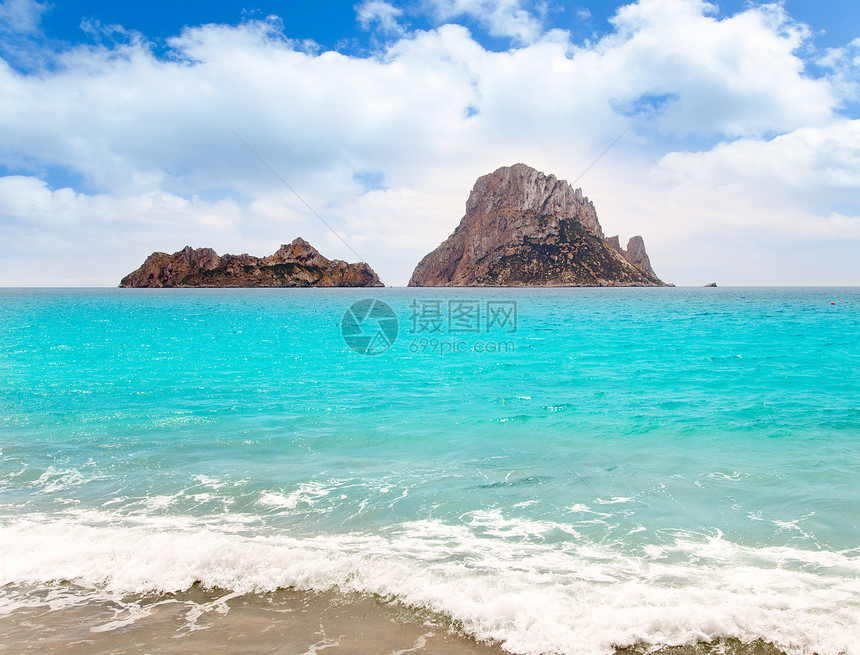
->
xmin=119 ymin=237 xmax=383 ymax=288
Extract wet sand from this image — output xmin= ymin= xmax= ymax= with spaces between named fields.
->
xmin=0 ymin=584 xmax=790 ymax=655
xmin=0 ymin=585 xmax=505 ymax=655
xmin=617 ymin=640 xmax=788 ymax=655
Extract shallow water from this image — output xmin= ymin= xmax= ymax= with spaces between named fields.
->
xmin=0 ymin=287 xmax=858 ymax=654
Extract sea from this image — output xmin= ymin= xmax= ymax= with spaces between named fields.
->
xmin=0 ymin=287 xmax=858 ymax=655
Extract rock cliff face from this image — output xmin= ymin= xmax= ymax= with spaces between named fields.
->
xmin=120 ymin=238 xmax=383 ymax=288
xmin=605 ymin=235 xmax=658 ymax=279
xmin=408 ymin=164 xmax=666 ymax=287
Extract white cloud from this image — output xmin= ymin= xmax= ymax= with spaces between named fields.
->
xmin=0 ymin=0 xmax=47 ymax=34
xmin=0 ymin=0 xmax=858 ymax=286
xmin=591 ymin=0 xmax=833 ymax=137
xmin=648 ymin=120 xmax=860 ymax=249
xmin=624 ymin=120 xmax=860 ymax=285
xmin=0 ymin=175 xmax=249 ymax=285
xmin=426 ymin=0 xmax=544 ymax=44
xmin=656 ymin=120 xmax=860 ymax=196
xmin=818 ymin=38 xmax=860 ymax=104
xmin=356 ymin=0 xmax=405 ymax=36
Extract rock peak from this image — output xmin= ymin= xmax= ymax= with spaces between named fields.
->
xmin=409 ymin=164 xmax=666 ymax=287
xmin=271 ymin=237 xmax=327 ymax=266
xmin=465 ymin=164 xmax=603 ymax=238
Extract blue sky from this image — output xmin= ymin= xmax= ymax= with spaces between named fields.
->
xmin=16 ymin=0 xmax=860 ymax=52
xmin=1 ymin=0 xmax=859 ymax=285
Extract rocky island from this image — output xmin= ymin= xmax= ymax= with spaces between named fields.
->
xmin=408 ymin=163 xmax=667 ymax=287
xmin=119 ymin=237 xmax=383 ymax=288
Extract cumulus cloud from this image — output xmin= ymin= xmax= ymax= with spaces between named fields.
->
xmin=648 ymin=119 xmax=860 ymax=250
xmin=0 ymin=0 xmax=51 ymax=68
xmin=0 ymin=0 xmax=47 ymax=34
xmin=657 ymin=120 xmax=860 ymax=195
xmin=0 ymin=0 xmax=858 ymax=286
xmin=818 ymin=38 xmax=860 ymax=104
xmin=0 ymin=175 xmax=246 ymax=285
xmin=426 ymin=0 xmax=545 ymax=44
xmin=356 ymin=0 xmax=405 ymax=36
xmin=594 ymin=0 xmax=833 ymax=136
xmin=613 ymin=119 xmax=860 ymax=285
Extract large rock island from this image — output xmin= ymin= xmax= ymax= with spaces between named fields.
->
xmin=408 ymin=163 xmax=667 ymax=287
xmin=120 ymin=237 xmax=383 ymax=288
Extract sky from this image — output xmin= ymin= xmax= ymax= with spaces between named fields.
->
xmin=1 ymin=0 xmax=859 ymax=286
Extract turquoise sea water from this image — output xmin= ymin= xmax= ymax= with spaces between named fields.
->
xmin=0 ymin=287 xmax=858 ymax=654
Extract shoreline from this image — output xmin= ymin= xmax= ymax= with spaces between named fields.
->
xmin=0 ymin=584 xmax=791 ymax=655
xmin=0 ymin=585 xmax=504 ymax=655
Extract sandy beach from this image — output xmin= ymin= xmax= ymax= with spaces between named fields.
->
xmin=0 ymin=585 xmax=507 ymax=655
xmin=0 ymin=583 xmax=794 ymax=655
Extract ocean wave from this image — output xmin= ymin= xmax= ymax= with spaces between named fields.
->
xmin=258 ymin=480 xmax=336 ymax=511
xmin=0 ymin=511 xmax=857 ymax=655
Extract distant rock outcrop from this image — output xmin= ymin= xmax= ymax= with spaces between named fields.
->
xmin=408 ymin=164 xmax=667 ymax=287
xmin=120 ymin=238 xmax=383 ymax=288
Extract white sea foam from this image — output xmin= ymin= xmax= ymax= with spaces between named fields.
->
xmin=567 ymin=504 xmax=593 ymax=513
xmin=142 ymin=493 xmax=182 ymax=511
xmin=191 ymin=475 xmax=227 ymax=489
xmin=391 ymin=632 xmax=434 ymax=655
xmin=33 ymin=467 xmax=90 ymax=493
xmin=258 ymin=480 xmax=336 ymax=511
xmin=708 ymin=472 xmax=749 ymax=482
xmin=0 ymin=511 xmax=858 ymax=655
xmin=300 ymin=635 xmax=342 ymax=654
xmin=467 ymin=509 xmax=581 ymax=540
xmin=594 ymin=496 xmax=634 ymax=505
